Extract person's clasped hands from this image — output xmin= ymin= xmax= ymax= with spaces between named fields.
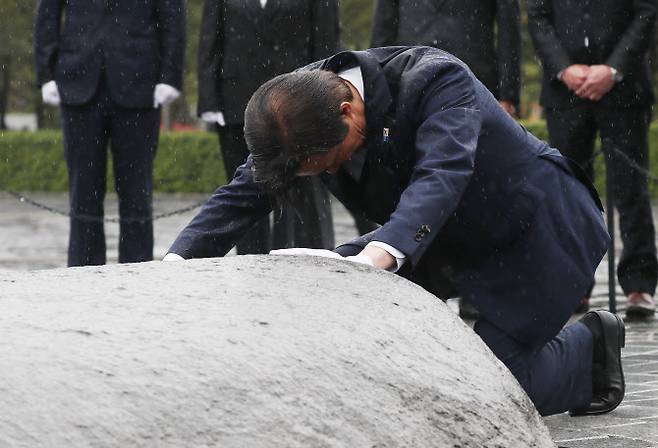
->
xmin=560 ymin=64 xmax=616 ymax=102
xmin=269 ymin=248 xmax=375 ymax=267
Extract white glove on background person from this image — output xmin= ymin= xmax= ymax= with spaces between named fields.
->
xmin=41 ymin=80 xmax=61 ymax=106
xmin=201 ymin=111 xmax=226 ymax=127
xmin=153 ymin=83 xmax=181 ymax=108
xmin=269 ymin=248 xmax=375 ymax=267
xmin=162 ymin=253 xmax=184 ymax=261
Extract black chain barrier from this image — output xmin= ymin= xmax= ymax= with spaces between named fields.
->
xmin=608 ymin=146 xmax=658 ymax=184
xmin=0 ymin=145 xmax=654 ymax=223
xmin=0 ymin=186 xmax=206 ymax=223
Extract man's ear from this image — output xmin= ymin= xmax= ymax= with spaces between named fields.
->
xmin=339 ymin=101 xmax=353 ymax=117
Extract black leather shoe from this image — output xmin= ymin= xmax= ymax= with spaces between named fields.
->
xmin=626 ymin=292 xmax=656 ymax=319
xmin=570 ymin=311 xmax=625 ymax=416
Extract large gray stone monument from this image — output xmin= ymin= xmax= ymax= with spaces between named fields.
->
xmin=0 ymin=256 xmax=555 ymax=447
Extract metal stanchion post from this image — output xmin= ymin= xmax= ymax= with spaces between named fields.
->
xmin=606 ymin=161 xmax=617 ymax=313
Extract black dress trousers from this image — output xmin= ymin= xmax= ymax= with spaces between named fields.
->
xmin=546 ymin=105 xmax=657 ymax=295
xmin=60 ymin=78 xmax=160 ymax=266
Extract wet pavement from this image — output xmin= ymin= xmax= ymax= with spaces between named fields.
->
xmin=1 ymin=192 xmax=657 ymax=446
xmin=0 ymin=193 xmax=362 ymax=270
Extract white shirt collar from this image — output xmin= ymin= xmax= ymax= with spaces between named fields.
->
xmin=336 ymin=65 xmax=366 ymax=181
xmin=337 ymin=66 xmax=365 ymax=101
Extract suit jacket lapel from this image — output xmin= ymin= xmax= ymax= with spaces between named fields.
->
xmin=320 ymin=50 xmax=408 ymax=222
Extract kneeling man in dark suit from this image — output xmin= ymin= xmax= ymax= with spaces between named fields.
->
xmin=166 ymin=47 xmax=623 ymax=417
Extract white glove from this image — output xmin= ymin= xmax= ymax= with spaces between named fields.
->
xmin=201 ymin=111 xmax=226 ymax=127
xmin=153 ymin=83 xmax=181 ymax=108
xmin=162 ymin=252 xmax=184 ymax=261
xmin=270 ymin=248 xmax=375 ymax=267
xmin=41 ymin=80 xmax=61 ymax=106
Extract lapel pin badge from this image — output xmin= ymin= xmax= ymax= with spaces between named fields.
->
xmin=382 ymin=127 xmax=390 ymax=143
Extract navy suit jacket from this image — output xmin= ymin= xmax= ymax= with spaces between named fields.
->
xmin=170 ymin=47 xmax=608 ymax=342
xmin=34 ymin=0 xmax=186 ymax=108
xmin=197 ymin=0 xmax=339 ymax=124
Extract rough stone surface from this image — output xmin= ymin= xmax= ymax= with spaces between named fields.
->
xmin=0 ymin=256 xmax=555 ymax=447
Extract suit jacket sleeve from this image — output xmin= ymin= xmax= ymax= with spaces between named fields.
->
xmin=527 ymin=0 xmax=572 ymax=80
xmin=310 ymin=0 xmax=340 ymax=59
xmin=168 ymin=157 xmax=273 ymax=259
xmin=197 ymin=0 xmax=223 ymax=114
xmin=495 ymin=0 xmax=521 ymax=104
xmin=372 ymin=62 xmax=481 ymax=266
xmin=606 ymin=0 xmax=656 ymax=75
xmin=156 ymin=0 xmax=186 ymax=89
xmin=33 ymin=0 xmax=64 ymax=86
xmin=370 ymin=0 xmax=399 ymax=47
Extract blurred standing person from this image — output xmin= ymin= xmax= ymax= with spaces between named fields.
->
xmin=369 ymin=0 xmax=521 ymax=318
xmin=370 ymin=0 xmax=521 ymax=117
xmin=34 ymin=0 xmax=186 ymax=266
xmin=197 ymin=0 xmax=338 ymax=253
xmin=528 ymin=0 xmax=657 ymax=317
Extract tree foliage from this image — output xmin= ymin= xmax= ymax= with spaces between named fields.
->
xmin=0 ymin=1 xmax=38 ymax=113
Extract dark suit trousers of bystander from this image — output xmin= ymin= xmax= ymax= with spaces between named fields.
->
xmin=546 ymin=106 xmax=658 ymax=295
xmin=60 ymin=77 xmax=160 ymax=266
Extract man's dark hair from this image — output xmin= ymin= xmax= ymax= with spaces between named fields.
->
xmin=243 ymin=69 xmax=353 ymax=196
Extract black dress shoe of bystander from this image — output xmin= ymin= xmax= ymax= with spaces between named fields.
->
xmin=569 ymin=310 xmax=625 ymax=416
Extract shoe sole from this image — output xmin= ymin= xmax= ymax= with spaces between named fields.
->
xmin=570 ymin=312 xmax=625 ymax=416
xmin=614 ymin=314 xmax=625 ymax=412
xmin=589 ymin=312 xmax=625 ymax=416
xmin=625 ymin=306 xmax=656 ymax=319
xmin=604 ymin=313 xmax=625 ymax=414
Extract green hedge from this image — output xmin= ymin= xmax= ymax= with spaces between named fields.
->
xmin=0 ymin=130 xmax=226 ymax=193
xmin=2 ymin=125 xmax=658 ymax=196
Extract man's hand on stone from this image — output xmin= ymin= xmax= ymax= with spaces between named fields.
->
xmin=560 ymin=64 xmax=589 ymax=92
xmin=575 ymin=65 xmax=615 ymax=101
xmin=359 ymin=245 xmax=395 ymax=270
xmin=270 ymin=248 xmax=376 ymax=267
